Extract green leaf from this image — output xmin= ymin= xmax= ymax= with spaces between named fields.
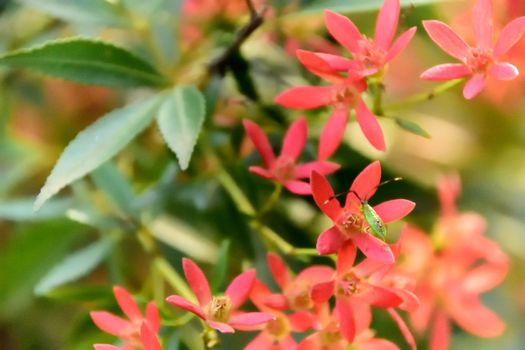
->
xmin=211 ymin=239 xmax=230 ymax=292
xmin=395 ymin=117 xmax=431 ymax=138
xmin=157 ymin=86 xmax=206 ymax=170
xmin=296 ymin=0 xmax=456 ymax=15
xmin=0 ymin=38 xmax=167 ymax=88
xmin=17 ymin=0 xmax=126 ymax=27
xmin=34 ymin=94 xmax=163 ymax=211
xmin=34 ymin=239 xmax=113 ymax=296
xmin=0 ymin=197 xmax=73 ymax=221
xmin=91 ymin=162 xmax=136 ymax=216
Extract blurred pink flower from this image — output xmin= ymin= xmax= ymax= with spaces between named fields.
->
xmin=166 ymin=258 xmax=274 ymax=333
xmin=310 ymin=161 xmax=415 ymax=263
xmin=421 ymin=0 xmax=525 ymax=99
xmin=90 ymin=286 xmax=161 ymax=350
xmin=243 ymin=117 xmax=340 ymax=195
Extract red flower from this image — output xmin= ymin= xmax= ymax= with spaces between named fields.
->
xmin=90 ymin=286 xmax=161 ymax=350
xmin=166 ymin=258 xmax=274 ymax=333
xmin=243 ymin=117 xmax=340 ymax=195
xmin=323 ymin=0 xmax=417 ymax=76
xmin=421 ymin=0 xmax=525 ymax=99
xmin=310 ymin=161 xmax=415 ymax=263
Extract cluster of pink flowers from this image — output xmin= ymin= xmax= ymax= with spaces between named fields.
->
xmin=89 ymin=0 xmax=511 ymax=349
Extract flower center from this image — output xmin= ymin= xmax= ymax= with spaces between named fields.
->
xmin=336 ymin=272 xmax=361 ymax=297
xmin=356 ymin=38 xmax=386 ymax=70
xmin=319 ymin=321 xmax=343 ymax=346
xmin=265 ymin=313 xmax=290 ymax=340
xmin=467 ymin=48 xmax=494 ymax=73
xmin=205 ymin=296 xmax=232 ymax=323
xmin=336 ymin=209 xmax=364 ymax=236
xmin=287 ymin=283 xmax=312 ymax=310
xmin=332 ymin=84 xmax=360 ymax=108
xmin=271 ymin=156 xmax=296 ymax=181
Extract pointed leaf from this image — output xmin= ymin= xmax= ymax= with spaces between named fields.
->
xmin=395 ymin=117 xmax=431 ymax=138
xmin=211 ymin=240 xmax=231 ymax=292
xmin=157 ymin=86 xmax=206 ymax=170
xmin=295 ymin=0 xmax=453 ymax=16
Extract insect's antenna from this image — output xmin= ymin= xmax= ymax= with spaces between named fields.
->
xmin=323 ymin=190 xmax=361 ymax=205
xmin=322 ymin=177 xmax=403 ymax=205
xmin=363 ymin=177 xmax=403 ymax=200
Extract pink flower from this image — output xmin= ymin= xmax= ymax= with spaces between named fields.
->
xmin=421 ymin=0 xmax=525 ymax=99
xmin=275 ymin=51 xmax=386 ymax=152
xmin=310 ymin=161 xmax=415 ymax=263
xmin=243 ymin=117 xmax=340 ymax=195
xmin=323 ymin=0 xmax=417 ymax=76
xmin=166 ymin=258 xmax=274 ymax=333
xmin=90 ymin=286 xmax=161 ymax=350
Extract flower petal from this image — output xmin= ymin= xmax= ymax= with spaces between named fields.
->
xmin=463 ymin=73 xmax=486 ymax=99
xmin=429 ymin=311 xmax=450 ymax=350
xmin=348 ymin=160 xmax=382 ymax=206
xmin=472 ymin=0 xmax=493 ymax=49
xmin=336 ymin=298 xmax=356 ymax=342
xmin=208 ymin=321 xmax=235 ymax=333
xmin=409 ymin=284 xmax=436 ymax=333
xmin=296 ymin=266 xmax=335 ymax=285
xmin=318 ymin=108 xmax=348 ymax=160
xmin=420 ymin=63 xmax=471 ymax=80
xmin=182 ymin=258 xmax=212 ymax=307
xmin=387 ymin=308 xmax=417 ymax=350
xmin=226 ymin=269 xmax=256 ymax=309
xmin=243 ymin=120 xmax=276 ymax=167
xmin=353 ymin=233 xmax=395 ymax=264
xmin=316 ymin=226 xmax=345 ymax=255
xmin=359 ymin=285 xmax=403 ymax=308
xmin=489 ymin=62 xmax=519 ymax=80
xmin=166 ymin=295 xmax=205 ymax=319
xmin=316 ymin=53 xmax=360 ymax=71
xmin=337 ymin=241 xmax=357 ymax=274
xmin=289 ymin=311 xmax=315 ymax=332
xmin=296 ymin=49 xmax=341 ymax=82
xmin=245 ymin=333 xmax=273 ymax=350
xmin=355 ymin=99 xmax=385 ymax=151
xmin=267 ymin=253 xmax=290 ymax=290
xmin=386 ymin=27 xmax=417 ymax=62
xmin=90 ymin=311 xmax=131 ymax=337
xmin=275 ymin=86 xmax=334 ymax=110
xmin=248 ymin=166 xmax=273 ymax=179
xmin=281 ymin=117 xmax=307 ymax=161
xmin=140 ymin=323 xmax=162 ymax=350
xmin=311 ymin=280 xmax=335 ymax=303
xmin=113 ymin=286 xmax=142 ymax=321
xmin=264 ymin=293 xmax=289 ymax=310
xmin=324 ymin=10 xmax=363 ymax=53
xmin=94 ymin=345 xmax=120 ymax=350
xmin=311 ymin=171 xmax=342 ymax=221
xmin=375 ymin=0 xmax=400 ymax=50
xmin=423 ymin=20 xmax=470 ymax=61
xmin=493 ymin=16 xmax=525 ymax=58
xmin=284 ymin=180 xmax=311 ymax=195
xmin=229 ymin=312 xmax=275 ymax=328
xmin=145 ymin=302 xmax=160 ymax=332
xmin=294 ymin=161 xmax=340 ymax=179
xmin=373 ymin=199 xmax=415 ymax=224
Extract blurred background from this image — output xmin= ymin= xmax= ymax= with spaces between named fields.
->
xmin=0 ymin=0 xmax=524 ymax=349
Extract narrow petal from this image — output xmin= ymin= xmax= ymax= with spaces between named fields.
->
xmin=353 ymin=234 xmax=395 ymax=264
xmin=355 ymin=99 xmax=386 ymax=151
xmin=243 ymin=120 xmax=276 ymax=167
xmin=145 ymin=303 xmax=161 ymax=332
xmin=386 ymin=27 xmax=417 ymax=62
xmin=324 ymin=10 xmax=363 ymax=53
xmin=489 ymin=62 xmax=519 ymax=80
xmin=94 ymin=345 xmax=120 ymax=350
xmin=296 ymin=266 xmax=335 ymax=285
xmin=375 ymin=0 xmax=400 ymax=50
xmin=387 ymin=309 xmax=417 ymax=350
xmin=316 ymin=53 xmax=359 ymax=71
xmin=463 ymin=262 xmax=508 ymax=293
xmin=423 ymin=20 xmax=470 ymax=60
xmin=281 ymin=117 xmax=307 ymax=161
xmin=336 ymin=298 xmax=356 ymax=342
xmin=394 ymin=289 xmax=420 ymax=312
xmin=140 ymin=323 xmax=162 ymax=350
xmin=298 ymin=335 xmax=322 ymax=350
xmin=113 ymin=286 xmax=142 ymax=321
xmin=208 ymin=321 xmax=235 ymax=333
xmin=296 ymin=49 xmax=341 ymax=81
xmin=182 ymin=258 xmax=212 ymax=307
xmin=430 ymin=311 xmax=450 ymax=350
xmin=463 ymin=73 xmax=486 ymax=99
xmin=472 ymin=0 xmax=493 ymax=49
xmin=90 ymin=311 xmax=130 ymax=337
xmin=318 ymin=108 xmax=348 ymax=160
xmin=245 ymin=333 xmax=274 ymax=350
xmin=337 ymin=241 xmax=357 ymax=274
xmin=420 ymin=63 xmax=471 ymax=80
xmin=409 ymin=284 xmax=436 ymax=333
xmin=267 ymin=253 xmax=290 ymax=290
xmin=275 ymin=86 xmax=334 ymax=110
xmin=316 ymin=226 xmax=345 ymax=255
xmin=359 ymin=285 xmax=403 ymax=308
xmin=348 ymin=160 xmax=382 ymax=206
xmin=229 ymin=312 xmax=275 ymax=328
xmin=311 ymin=171 xmax=342 ymax=221
xmin=248 ymin=166 xmax=273 ymax=179
xmin=226 ymin=269 xmax=256 ymax=309
xmin=311 ymin=280 xmax=335 ymax=303
xmin=493 ymin=16 xmax=525 ymax=58
xmin=166 ymin=295 xmax=205 ymax=319
xmin=373 ymin=199 xmax=415 ymax=224
xmin=294 ymin=161 xmax=340 ymax=179
xmin=284 ymin=180 xmax=311 ymax=195
xmin=264 ymin=293 xmax=289 ymax=310
xmin=289 ymin=311 xmax=315 ymax=332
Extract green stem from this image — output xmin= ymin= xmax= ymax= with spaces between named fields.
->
xmin=154 ymin=257 xmax=194 ymax=300
xmin=216 ymin=169 xmax=256 ymax=217
xmin=250 ymin=221 xmax=294 ymax=254
xmin=385 ymin=79 xmax=464 ymax=111
xmin=257 ymin=183 xmax=282 ymax=219
xmin=288 ymin=248 xmax=320 ymax=256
